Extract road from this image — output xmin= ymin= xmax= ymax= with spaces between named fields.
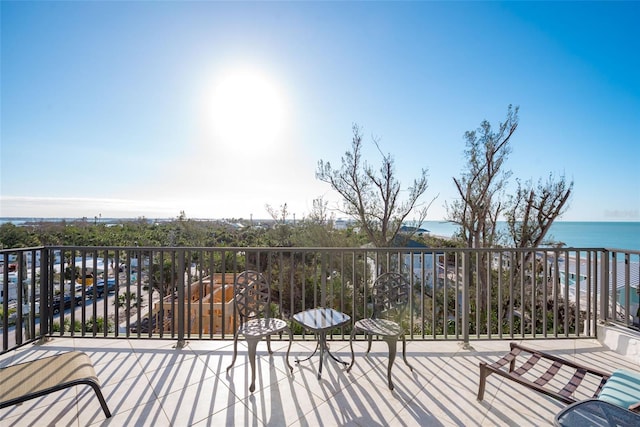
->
xmin=1 ymin=289 xmax=157 ymax=350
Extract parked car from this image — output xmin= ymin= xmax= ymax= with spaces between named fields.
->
xmin=52 ymin=295 xmax=83 ymax=314
xmin=86 ymin=278 xmax=117 ymax=298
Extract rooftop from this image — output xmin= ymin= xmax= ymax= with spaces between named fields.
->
xmin=1 ymin=336 xmax=638 ymax=426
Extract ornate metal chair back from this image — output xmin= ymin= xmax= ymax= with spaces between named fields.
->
xmin=233 ymin=270 xmax=271 ymax=324
xmin=371 ymin=272 xmax=410 ymax=320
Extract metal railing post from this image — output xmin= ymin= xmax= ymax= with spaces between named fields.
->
xmin=1 ymin=251 xmax=8 ymax=351
xmin=624 ymin=252 xmax=631 ymax=327
xmin=321 ymin=251 xmax=327 ymax=308
xmin=176 ymin=250 xmax=186 ymax=348
xmin=39 ymin=248 xmax=49 ymax=340
xmin=600 ymin=250 xmax=609 ymax=323
xmin=462 ymin=250 xmax=470 ymax=346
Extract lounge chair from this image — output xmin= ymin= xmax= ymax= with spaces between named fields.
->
xmin=598 ymin=369 xmax=640 ymax=412
xmin=0 ymin=351 xmax=111 ymax=418
xmin=478 ymin=342 xmax=640 ymax=412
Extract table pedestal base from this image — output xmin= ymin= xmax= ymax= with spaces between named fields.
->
xmin=296 ymin=332 xmax=349 ymax=379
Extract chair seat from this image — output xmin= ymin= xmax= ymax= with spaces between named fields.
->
xmin=598 ymin=369 xmax=640 ymax=409
xmin=355 ymin=318 xmax=403 ymax=337
xmin=239 ymin=318 xmax=289 ymax=337
xmin=0 ymin=351 xmax=111 ymax=418
xmin=477 ymin=342 xmax=612 ymax=404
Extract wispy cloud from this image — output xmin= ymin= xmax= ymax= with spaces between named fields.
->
xmin=0 ymin=196 xmax=177 ymax=218
xmin=0 ymin=194 xmax=333 ymax=220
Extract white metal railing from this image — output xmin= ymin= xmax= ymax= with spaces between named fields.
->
xmin=2 ymin=246 xmax=639 ymax=353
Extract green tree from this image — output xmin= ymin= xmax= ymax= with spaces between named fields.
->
xmin=0 ymin=223 xmax=39 ymax=248
xmin=115 ymin=292 xmax=141 ymax=314
xmin=150 ymin=258 xmax=178 ymax=297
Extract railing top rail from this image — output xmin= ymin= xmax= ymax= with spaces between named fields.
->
xmin=33 ymin=245 xmax=631 ymax=252
xmin=0 ymin=246 xmax=46 ymax=253
xmin=604 ymin=248 xmax=640 ymax=255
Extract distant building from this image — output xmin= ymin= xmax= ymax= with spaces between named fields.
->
xmin=363 ymin=236 xmax=445 ymax=296
xmin=334 ymin=218 xmax=349 ymax=230
xmin=399 ymin=225 xmax=430 ymax=236
xmin=0 ymin=273 xmax=19 ymax=303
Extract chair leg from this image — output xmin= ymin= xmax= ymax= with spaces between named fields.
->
xmin=248 ymin=338 xmax=259 ymax=393
xmin=477 ymin=362 xmax=488 ymax=401
xmin=86 ymin=380 xmax=112 ymax=418
xmin=226 ymin=333 xmax=240 ymax=373
xmin=366 ymin=333 xmax=373 ymax=354
xmin=347 ymin=328 xmax=357 ymax=373
xmin=401 ymin=335 xmax=414 ymax=372
xmin=285 ymin=327 xmax=294 ymax=373
xmin=266 ymin=335 xmax=273 ymax=354
xmin=385 ymin=337 xmax=398 ymax=390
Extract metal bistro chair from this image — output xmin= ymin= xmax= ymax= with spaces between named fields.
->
xmin=348 ymin=272 xmax=415 ymax=390
xmin=226 ymin=270 xmax=293 ymax=392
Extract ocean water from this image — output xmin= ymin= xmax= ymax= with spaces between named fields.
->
xmin=422 ymin=221 xmax=640 ymax=252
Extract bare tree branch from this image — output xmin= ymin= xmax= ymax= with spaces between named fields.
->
xmin=317 ymin=124 xmax=434 ymax=246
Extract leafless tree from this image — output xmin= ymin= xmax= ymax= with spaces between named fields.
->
xmin=307 ymin=197 xmax=333 ymax=225
xmin=265 ymin=203 xmax=289 ymax=225
xmin=447 ymin=105 xmax=573 ymax=319
xmin=505 ymin=175 xmax=573 ymax=249
xmin=446 ymin=105 xmax=518 ymax=248
xmin=317 ymin=124 xmax=435 ymax=247
xmin=265 ymin=203 xmax=292 ymax=247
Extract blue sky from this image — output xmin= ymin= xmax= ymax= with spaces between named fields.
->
xmin=1 ymin=1 xmax=638 ymax=222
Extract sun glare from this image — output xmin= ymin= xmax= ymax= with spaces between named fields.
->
xmin=210 ymin=67 xmax=286 ymax=154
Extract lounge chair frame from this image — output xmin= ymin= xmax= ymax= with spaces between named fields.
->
xmin=0 ymin=351 xmax=111 ymax=418
xmin=477 ymin=342 xmax=611 ymax=405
